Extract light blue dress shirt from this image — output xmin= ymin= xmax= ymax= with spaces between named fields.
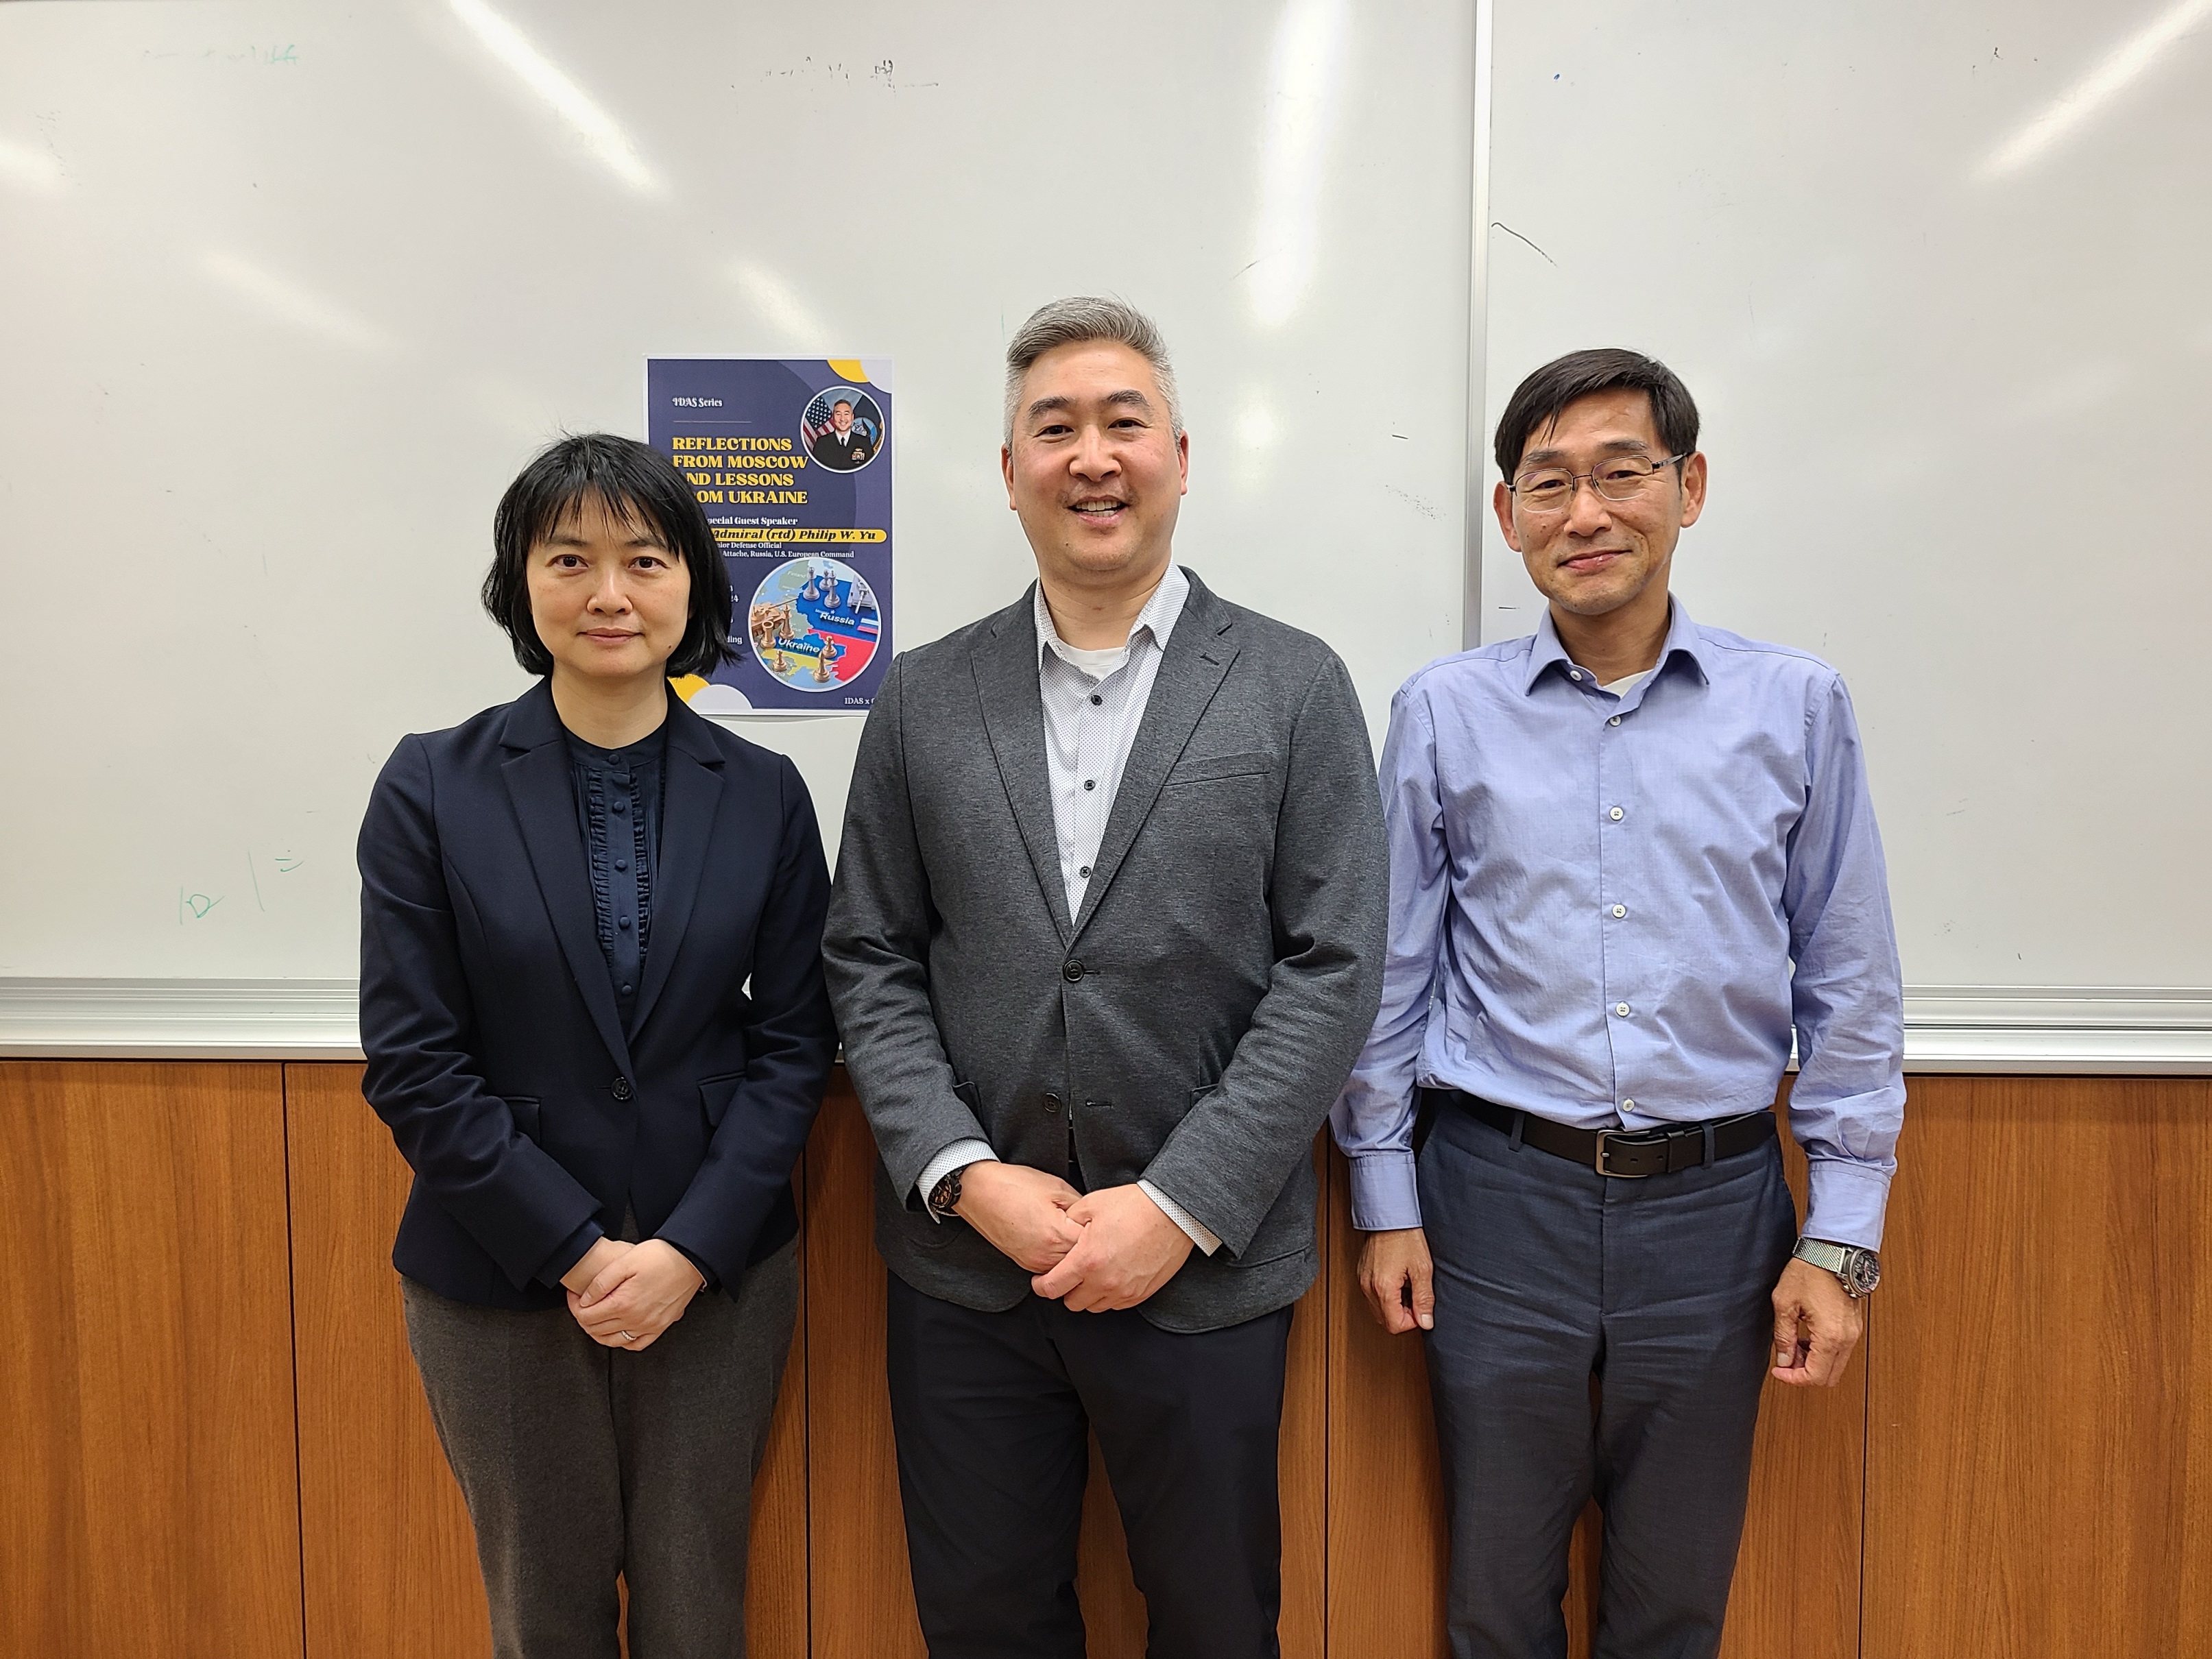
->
xmin=1330 ymin=599 xmax=1904 ymax=1248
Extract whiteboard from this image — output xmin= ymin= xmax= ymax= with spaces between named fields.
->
xmin=1480 ymin=0 xmax=2212 ymax=996
xmin=0 ymin=1 xmax=1475 ymax=980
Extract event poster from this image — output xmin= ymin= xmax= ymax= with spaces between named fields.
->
xmin=645 ymin=357 xmax=891 ymax=715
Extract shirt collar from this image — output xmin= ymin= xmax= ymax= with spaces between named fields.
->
xmin=1033 ymin=562 xmax=1190 ymax=670
xmin=1520 ymin=596 xmax=1710 ymax=697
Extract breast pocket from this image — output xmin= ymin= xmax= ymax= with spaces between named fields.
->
xmin=1155 ymin=752 xmax=1280 ymax=884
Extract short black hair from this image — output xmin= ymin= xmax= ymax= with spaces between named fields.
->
xmin=1493 ymin=348 xmax=1700 ymax=479
xmin=481 ymin=433 xmax=734 ymax=678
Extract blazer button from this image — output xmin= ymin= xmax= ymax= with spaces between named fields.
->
xmin=1043 ymin=1092 xmax=1063 ymax=1116
xmin=1063 ymin=960 xmax=1085 ymax=982
xmin=610 ymin=1076 xmax=634 ymax=1102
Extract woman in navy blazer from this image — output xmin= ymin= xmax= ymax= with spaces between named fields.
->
xmin=358 ymin=433 xmax=836 ymax=1658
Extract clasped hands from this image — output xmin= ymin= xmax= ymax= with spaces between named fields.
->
xmin=954 ymin=1162 xmax=1194 ymax=1313
xmin=559 ymin=1237 xmax=707 ymax=1351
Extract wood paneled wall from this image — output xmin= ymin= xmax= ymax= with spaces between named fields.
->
xmin=1864 ymin=1077 xmax=2212 ymax=1657
xmin=1 ymin=1064 xmax=302 ymax=1659
xmin=3 ymin=1063 xmax=2208 ymax=1657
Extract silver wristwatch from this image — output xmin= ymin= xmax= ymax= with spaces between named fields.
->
xmin=1792 ymin=1236 xmax=1881 ymax=1299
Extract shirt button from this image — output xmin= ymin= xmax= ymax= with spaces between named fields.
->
xmin=1083 ymin=779 xmax=1096 ymax=791
xmin=1090 ymin=694 xmax=1103 ymax=706
xmin=1063 ymin=960 xmax=1085 ymax=982
xmin=1609 ymin=806 xmax=1624 ymax=821
xmin=615 ymin=860 xmax=629 ymax=873
xmin=612 ymin=799 xmax=629 ymax=814
xmin=1621 ymin=1098 xmax=1635 ymax=1112
xmin=1612 ymin=904 xmax=1627 ymax=919
xmin=1609 ymin=714 xmax=1622 ymax=726
xmin=1079 ymin=864 xmax=1092 ymax=878
xmin=1616 ymin=1002 xmax=1632 ymax=1017
xmin=620 ymin=982 xmax=634 ymax=993
xmin=618 ymin=916 xmax=633 ymax=930
xmin=1570 ymin=670 xmax=1583 ymax=681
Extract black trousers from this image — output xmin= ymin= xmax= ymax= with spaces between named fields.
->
xmin=1418 ymin=1103 xmax=1798 ymax=1659
xmin=885 ymin=1275 xmax=1294 ymax=1659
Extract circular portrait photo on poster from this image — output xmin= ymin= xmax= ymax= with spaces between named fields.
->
xmin=747 ymin=557 xmax=882 ymax=692
xmin=802 ymin=387 xmax=885 ymax=473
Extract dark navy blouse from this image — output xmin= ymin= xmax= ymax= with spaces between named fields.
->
xmin=540 ymin=719 xmax=703 ymax=1289
xmin=567 ymin=725 xmax=667 ymax=1030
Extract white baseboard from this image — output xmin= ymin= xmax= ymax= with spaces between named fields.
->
xmin=0 ymin=979 xmax=2207 ymax=1074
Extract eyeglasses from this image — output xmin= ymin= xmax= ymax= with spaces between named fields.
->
xmin=1508 ymin=452 xmax=1688 ymax=514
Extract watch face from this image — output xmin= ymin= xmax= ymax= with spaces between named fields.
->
xmin=1844 ymin=1249 xmax=1882 ymax=1296
xmin=929 ymin=1172 xmax=959 ymax=1216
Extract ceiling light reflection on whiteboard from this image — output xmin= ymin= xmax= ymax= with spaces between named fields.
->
xmin=0 ymin=136 xmax=67 ymax=195
xmin=447 ymin=0 xmax=666 ymax=197
xmin=1249 ymin=0 xmax=1351 ymax=328
xmin=1976 ymin=0 xmax=2212 ymax=180
xmin=1231 ymin=394 xmax=1278 ymax=493
xmin=199 ymin=250 xmax=389 ymax=353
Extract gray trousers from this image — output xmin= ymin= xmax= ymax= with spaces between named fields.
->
xmin=401 ymin=1239 xmax=798 ymax=1659
xmin=1418 ymin=1103 xmax=1796 ymax=1659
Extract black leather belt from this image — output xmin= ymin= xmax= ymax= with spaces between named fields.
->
xmin=1426 ymin=1087 xmax=1775 ymax=1178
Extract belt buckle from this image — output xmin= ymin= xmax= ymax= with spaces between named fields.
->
xmin=1593 ymin=1127 xmax=1657 ymax=1178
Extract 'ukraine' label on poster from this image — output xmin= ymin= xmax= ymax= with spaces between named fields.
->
xmin=645 ymin=357 xmax=892 ymax=716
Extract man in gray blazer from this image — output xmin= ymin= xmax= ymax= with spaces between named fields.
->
xmin=824 ymin=296 xmax=1387 ymax=1658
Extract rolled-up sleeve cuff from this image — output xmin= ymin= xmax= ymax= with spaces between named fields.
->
xmin=915 ymin=1139 xmax=998 ymax=1221
xmin=1347 ymin=1151 xmax=1423 ymax=1233
xmin=1804 ymin=1159 xmax=1892 ymax=1250
xmin=1138 ymin=1179 xmax=1221 ymax=1256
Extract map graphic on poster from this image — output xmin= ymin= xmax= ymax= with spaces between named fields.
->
xmin=645 ymin=357 xmax=891 ymax=715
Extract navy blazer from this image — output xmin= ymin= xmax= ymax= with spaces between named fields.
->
xmin=358 ymin=679 xmax=837 ymax=1309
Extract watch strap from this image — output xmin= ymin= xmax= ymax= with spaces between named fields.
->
xmin=1794 ymin=1235 xmax=1879 ymax=1297
xmin=1792 ymin=1237 xmax=1850 ymax=1275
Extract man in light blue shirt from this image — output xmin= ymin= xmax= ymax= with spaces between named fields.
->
xmin=1332 ymin=348 xmax=1902 ymax=1658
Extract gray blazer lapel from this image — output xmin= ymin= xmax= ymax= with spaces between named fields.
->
xmin=1071 ymin=576 xmax=1238 ymax=939
xmin=498 ymin=692 xmax=636 ymax=1077
xmin=972 ymin=590 xmax=1074 ymax=945
xmin=630 ymin=698 xmax=723 ymax=1034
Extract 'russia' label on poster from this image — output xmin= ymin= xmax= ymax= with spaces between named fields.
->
xmin=645 ymin=357 xmax=892 ymax=716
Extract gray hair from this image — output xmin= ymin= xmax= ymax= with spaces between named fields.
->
xmin=1002 ymin=295 xmax=1183 ymax=445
